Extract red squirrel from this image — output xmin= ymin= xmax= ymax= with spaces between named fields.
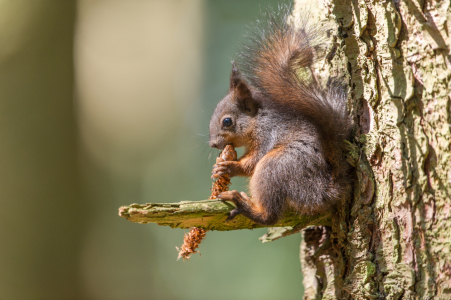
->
xmin=209 ymin=6 xmax=353 ymax=225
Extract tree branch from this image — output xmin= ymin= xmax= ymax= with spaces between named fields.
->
xmin=118 ymin=200 xmax=332 ymax=238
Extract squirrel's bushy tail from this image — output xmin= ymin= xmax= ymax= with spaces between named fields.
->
xmin=237 ymin=5 xmax=351 ymax=170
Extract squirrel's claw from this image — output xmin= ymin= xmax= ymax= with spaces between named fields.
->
xmin=226 ymin=208 xmax=244 ymax=221
xmin=211 ymin=167 xmax=228 ymax=179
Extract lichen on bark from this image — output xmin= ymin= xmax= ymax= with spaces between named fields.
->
xmin=119 ymin=200 xmax=331 ymax=231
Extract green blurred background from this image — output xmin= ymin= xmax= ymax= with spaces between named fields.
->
xmin=0 ymin=0 xmax=304 ymax=299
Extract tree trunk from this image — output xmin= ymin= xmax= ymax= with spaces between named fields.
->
xmin=0 ymin=1 xmax=82 ymax=299
xmin=295 ymin=0 xmax=451 ymax=299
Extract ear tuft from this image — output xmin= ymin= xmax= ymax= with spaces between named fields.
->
xmin=229 ymin=61 xmax=241 ymax=90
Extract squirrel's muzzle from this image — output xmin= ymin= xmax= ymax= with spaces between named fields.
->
xmin=209 ymin=135 xmax=224 ymax=149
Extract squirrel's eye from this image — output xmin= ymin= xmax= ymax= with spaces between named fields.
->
xmin=222 ymin=118 xmax=233 ymax=128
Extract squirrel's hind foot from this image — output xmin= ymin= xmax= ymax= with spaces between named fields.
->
xmin=218 ymin=190 xmax=250 ymax=220
xmin=226 ymin=208 xmax=244 ymax=221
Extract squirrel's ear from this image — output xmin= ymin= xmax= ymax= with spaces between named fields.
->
xmin=229 ymin=62 xmax=257 ymax=116
xmin=229 ymin=61 xmax=241 ymax=90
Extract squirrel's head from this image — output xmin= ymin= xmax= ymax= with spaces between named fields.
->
xmin=209 ymin=62 xmax=258 ymax=149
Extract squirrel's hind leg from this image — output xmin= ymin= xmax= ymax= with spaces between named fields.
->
xmin=217 ymin=190 xmax=252 ymax=221
xmin=218 ymin=190 xmax=279 ymax=225
xmin=219 ymin=146 xmax=305 ymax=225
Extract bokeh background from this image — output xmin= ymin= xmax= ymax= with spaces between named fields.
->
xmin=0 ymin=0 xmax=304 ymax=299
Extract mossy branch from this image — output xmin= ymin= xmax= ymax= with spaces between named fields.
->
xmin=118 ymin=200 xmax=331 ymax=242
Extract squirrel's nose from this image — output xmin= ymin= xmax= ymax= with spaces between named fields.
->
xmin=209 ymin=141 xmax=218 ymax=148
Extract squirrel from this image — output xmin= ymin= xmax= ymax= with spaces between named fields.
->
xmin=209 ymin=6 xmax=353 ymax=226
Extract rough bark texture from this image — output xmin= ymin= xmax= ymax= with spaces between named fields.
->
xmin=294 ymin=0 xmax=451 ymax=299
xmin=119 ymin=200 xmax=331 ymax=233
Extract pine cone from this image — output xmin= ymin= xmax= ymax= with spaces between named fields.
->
xmin=176 ymin=145 xmax=236 ymax=261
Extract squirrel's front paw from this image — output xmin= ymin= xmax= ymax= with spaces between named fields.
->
xmin=211 ymin=161 xmax=240 ymax=179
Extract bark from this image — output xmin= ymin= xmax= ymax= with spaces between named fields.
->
xmin=294 ymin=0 xmax=451 ymax=299
xmin=119 ymin=200 xmax=331 ymax=235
